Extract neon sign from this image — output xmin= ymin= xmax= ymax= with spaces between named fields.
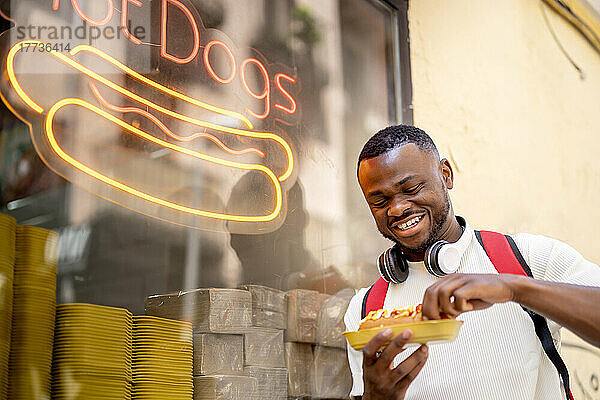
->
xmin=0 ymin=0 xmax=299 ymax=233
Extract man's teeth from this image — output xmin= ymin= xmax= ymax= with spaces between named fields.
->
xmin=398 ymin=216 xmax=421 ymax=230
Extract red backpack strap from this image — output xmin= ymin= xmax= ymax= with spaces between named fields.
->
xmin=361 ymin=277 xmax=389 ymax=320
xmin=475 ymin=230 xmax=574 ymax=400
xmin=475 ymin=230 xmax=532 ymax=276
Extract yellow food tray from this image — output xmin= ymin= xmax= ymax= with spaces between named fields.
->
xmin=343 ymin=319 xmax=463 ymax=351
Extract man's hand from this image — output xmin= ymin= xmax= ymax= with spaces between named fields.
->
xmin=362 ymin=328 xmax=428 ymax=400
xmin=421 ymin=273 xmax=518 ymax=320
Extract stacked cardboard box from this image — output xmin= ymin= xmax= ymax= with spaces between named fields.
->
xmin=240 ymin=286 xmax=288 ymax=399
xmin=286 ymin=289 xmax=329 ymax=343
xmin=147 ymin=286 xmax=354 ymax=400
xmin=194 ymin=333 xmax=244 ymax=376
xmin=240 ymin=285 xmax=287 ymax=330
xmin=285 ymin=342 xmax=313 ymax=398
xmin=147 ymin=289 xmax=253 ymax=400
xmin=148 ymin=287 xmax=291 ymax=400
xmin=145 ymin=288 xmax=252 ymax=333
xmin=244 ymin=365 xmax=288 ymax=400
xmin=244 ymin=327 xmax=285 ymax=368
xmin=194 ymin=375 xmax=258 ymax=400
xmin=284 ymin=289 xmax=324 ymax=400
xmin=316 ymin=289 xmax=355 ymax=349
xmin=312 ymin=346 xmax=352 ymax=399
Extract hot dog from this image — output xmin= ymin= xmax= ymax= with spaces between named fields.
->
xmin=359 ymin=304 xmax=423 ymax=331
xmin=359 ymin=304 xmax=453 ymax=331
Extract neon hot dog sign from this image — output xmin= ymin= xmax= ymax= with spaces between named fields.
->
xmin=1 ymin=0 xmax=299 ymax=233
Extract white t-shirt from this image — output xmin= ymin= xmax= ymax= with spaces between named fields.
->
xmin=344 ymin=221 xmax=600 ymax=400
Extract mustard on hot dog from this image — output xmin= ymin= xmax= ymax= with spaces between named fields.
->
xmin=358 ymin=304 xmax=451 ymax=331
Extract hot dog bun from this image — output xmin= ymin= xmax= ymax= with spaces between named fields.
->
xmin=359 ymin=304 xmax=452 ymax=331
xmin=358 ymin=304 xmax=424 ymax=331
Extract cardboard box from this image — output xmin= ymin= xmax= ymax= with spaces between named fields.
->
xmin=285 ymin=342 xmax=313 ymax=397
xmin=194 ymin=333 xmax=243 ymax=376
xmin=312 ymin=346 xmax=352 ymax=399
xmin=286 ymin=290 xmax=329 ymax=343
xmin=240 ymin=285 xmax=287 ymax=313
xmin=145 ymin=289 xmax=252 ymax=333
xmin=244 ymin=366 xmax=288 ymax=400
xmin=193 ymin=375 xmax=257 ymax=400
xmin=252 ymin=308 xmax=286 ymax=330
xmin=316 ymin=289 xmax=355 ymax=349
xmin=244 ymin=328 xmax=285 ymax=368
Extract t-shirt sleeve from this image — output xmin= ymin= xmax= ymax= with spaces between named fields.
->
xmin=513 ymin=233 xmax=600 ymax=287
xmin=344 ymin=287 xmax=369 ymax=398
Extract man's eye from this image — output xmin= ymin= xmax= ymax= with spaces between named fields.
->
xmin=371 ymin=199 xmax=387 ymax=207
xmin=406 ymin=184 xmax=423 ymax=194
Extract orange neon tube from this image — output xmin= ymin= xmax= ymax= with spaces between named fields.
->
xmin=160 ymin=0 xmax=200 ymax=64
xmin=89 ymin=81 xmax=265 ymax=157
xmin=72 ymin=0 xmax=115 ymax=26
xmin=70 ymin=45 xmax=255 ymax=129
xmin=241 ymin=57 xmax=270 ymax=120
xmin=203 ymin=40 xmax=236 ymax=84
xmin=121 ymin=0 xmax=143 ymax=45
xmin=6 ymin=41 xmax=294 ymax=181
xmin=275 ymin=73 xmax=297 ymax=114
xmin=46 ymin=98 xmax=283 ymax=222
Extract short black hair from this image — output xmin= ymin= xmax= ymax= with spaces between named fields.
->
xmin=358 ymin=125 xmax=440 ymax=168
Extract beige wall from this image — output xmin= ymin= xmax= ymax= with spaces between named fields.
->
xmin=409 ymin=0 xmax=600 ymax=262
xmin=408 ymin=1 xmax=600 ymax=395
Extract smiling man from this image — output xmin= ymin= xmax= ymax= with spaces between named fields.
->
xmin=344 ymin=125 xmax=600 ymax=400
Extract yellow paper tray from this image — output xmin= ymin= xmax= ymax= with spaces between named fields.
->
xmin=343 ymin=319 xmax=463 ymax=351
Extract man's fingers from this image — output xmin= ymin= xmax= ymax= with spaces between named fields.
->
xmin=453 ymin=286 xmax=493 ymax=312
xmin=377 ymin=329 xmax=413 ymax=370
xmin=391 ymin=343 xmax=428 ymax=379
xmin=453 ymin=285 xmax=475 ymax=312
xmin=454 ymin=295 xmax=473 ymax=312
xmin=422 ymin=284 xmax=441 ymax=320
xmin=395 ymin=345 xmax=429 ymax=392
xmin=362 ymin=328 xmax=393 ymax=367
xmin=437 ymin=278 xmax=466 ymax=317
xmin=423 ymin=275 xmax=461 ymax=319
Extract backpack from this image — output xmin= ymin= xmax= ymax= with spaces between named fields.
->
xmin=360 ymin=230 xmax=574 ymax=400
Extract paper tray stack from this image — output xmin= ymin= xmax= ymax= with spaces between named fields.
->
xmin=132 ymin=315 xmax=194 ymax=400
xmin=52 ymin=303 xmax=133 ymax=399
xmin=8 ymin=225 xmax=58 ymax=400
xmin=0 ymin=214 xmax=15 ymax=399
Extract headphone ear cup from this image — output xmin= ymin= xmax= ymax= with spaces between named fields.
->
xmin=424 ymin=240 xmax=450 ymax=277
xmin=388 ymin=245 xmax=409 ymax=283
xmin=377 ymin=250 xmax=388 ymax=281
xmin=376 ymin=246 xmax=409 ymax=284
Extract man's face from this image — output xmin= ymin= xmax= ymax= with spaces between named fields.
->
xmin=358 ymin=144 xmax=454 ymax=254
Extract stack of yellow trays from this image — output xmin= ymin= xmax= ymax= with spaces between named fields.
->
xmin=0 ymin=214 xmax=16 ymax=399
xmin=52 ymin=304 xmax=133 ymax=399
xmin=8 ymin=225 xmax=58 ymax=400
xmin=132 ymin=316 xmax=193 ymax=400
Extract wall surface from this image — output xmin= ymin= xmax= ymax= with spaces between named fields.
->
xmin=409 ymin=0 xmax=600 ymax=262
xmin=408 ymin=1 xmax=600 ymax=396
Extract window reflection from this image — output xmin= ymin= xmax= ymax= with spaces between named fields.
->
xmin=1 ymin=0 xmax=399 ymax=312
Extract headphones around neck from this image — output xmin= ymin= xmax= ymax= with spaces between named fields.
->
xmin=377 ymin=217 xmax=465 ymax=284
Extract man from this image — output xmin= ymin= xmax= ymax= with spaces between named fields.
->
xmin=344 ymin=125 xmax=600 ymax=400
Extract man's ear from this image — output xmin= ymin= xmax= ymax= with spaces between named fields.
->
xmin=439 ymin=158 xmax=454 ymax=189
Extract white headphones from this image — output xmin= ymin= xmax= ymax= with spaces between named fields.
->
xmin=377 ymin=217 xmax=465 ymax=283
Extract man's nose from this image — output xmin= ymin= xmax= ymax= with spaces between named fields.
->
xmin=387 ymin=196 xmax=411 ymax=217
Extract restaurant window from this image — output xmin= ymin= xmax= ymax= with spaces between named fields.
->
xmin=0 ymin=0 xmax=410 ymax=398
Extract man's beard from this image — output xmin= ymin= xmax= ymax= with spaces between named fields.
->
xmin=380 ymin=188 xmax=452 ymax=254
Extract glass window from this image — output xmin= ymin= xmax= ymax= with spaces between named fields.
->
xmin=0 ymin=0 xmax=406 ymax=312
